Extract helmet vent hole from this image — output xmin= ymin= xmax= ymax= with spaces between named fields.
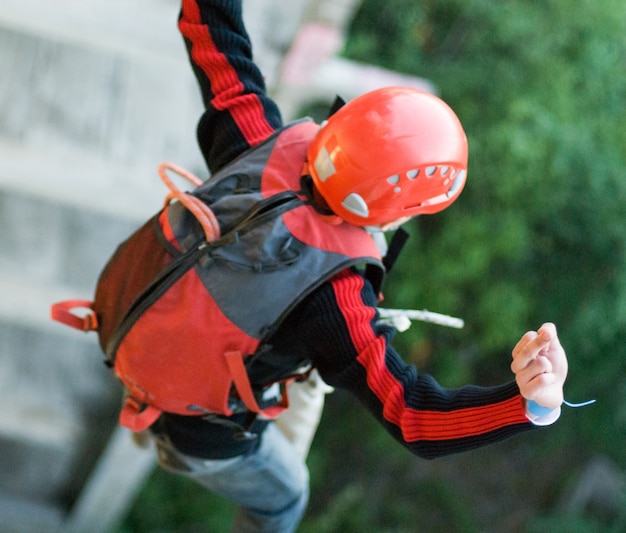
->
xmin=426 ymin=166 xmax=437 ymax=176
xmin=387 ymin=174 xmax=400 ymax=185
xmin=447 ymin=169 xmax=466 ymax=198
xmin=407 ymin=169 xmax=419 ymax=180
xmin=441 ymin=166 xmax=449 ymax=176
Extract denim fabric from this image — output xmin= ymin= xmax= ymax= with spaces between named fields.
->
xmin=155 ymin=422 xmax=309 ymax=532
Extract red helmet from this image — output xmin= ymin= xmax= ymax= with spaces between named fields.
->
xmin=307 ymin=86 xmax=468 ymax=226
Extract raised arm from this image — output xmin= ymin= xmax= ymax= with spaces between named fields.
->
xmin=179 ymin=0 xmax=283 ymax=172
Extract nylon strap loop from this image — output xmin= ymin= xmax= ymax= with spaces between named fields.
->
xmin=50 ymin=300 xmax=98 ymax=331
xmin=118 ymin=396 xmax=162 ymax=432
xmin=225 ymin=350 xmax=263 ymax=414
xmin=158 ymin=162 xmax=221 ymax=243
xmin=224 ymin=351 xmax=290 ymax=418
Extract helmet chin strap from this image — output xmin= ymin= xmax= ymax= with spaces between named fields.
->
xmin=299 ymin=173 xmax=343 ymax=224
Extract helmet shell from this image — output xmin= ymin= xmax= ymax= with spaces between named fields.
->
xmin=307 ymin=86 xmax=468 ymax=226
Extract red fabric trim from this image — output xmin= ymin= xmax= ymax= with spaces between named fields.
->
xmin=401 ymin=396 xmax=528 ymax=441
xmin=180 ymin=0 xmax=275 ymax=146
xmin=158 ymin=209 xmax=181 ymax=251
xmin=333 ymin=272 xmax=528 ymax=442
xmin=225 ymin=350 xmax=262 ymax=412
xmin=260 ymin=124 xmax=382 ymax=259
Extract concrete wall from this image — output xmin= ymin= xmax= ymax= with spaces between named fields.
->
xmin=0 ymin=1 xmax=320 ymax=531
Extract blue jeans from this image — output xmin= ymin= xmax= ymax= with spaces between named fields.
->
xmin=154 ymin=422 xmax=310 ymax=532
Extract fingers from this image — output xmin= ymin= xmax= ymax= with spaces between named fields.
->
xmin=523 ymin=377 xmax=563 ymax=409
xmin=511 ymin=331 xmax=549 ymax=374
xmin=537 ymin=322 xmax=560 ymax=349
xmin=523 ymin=368 xmax=558 ymax=394
xmin=511 ymin=322 xmax=566 ymax=409
xmin=511 ymin=323 xmax=560 ymax=367
xmin=515 ymin=355 xmax=553 ymax=388
xmin=514 ymin=354 xmax=561 ymax=409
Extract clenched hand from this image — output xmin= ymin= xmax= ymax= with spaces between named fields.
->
xmin=511 ymin=322 xmax=568 ymax=410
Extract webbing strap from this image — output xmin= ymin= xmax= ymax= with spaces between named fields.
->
xmin=225 ymin=351 xmax=289 ymax=417
xmin=118 ymin=396 xmax=162 ymax=432
xmin=225 ymin=350 xmax=263 ymax=413
xmin=383 ymin=227 xmax=410 ymax=272
xmin=50 ymin=300 xmax=98 ymax=332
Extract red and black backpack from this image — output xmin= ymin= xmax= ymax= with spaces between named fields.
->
xmin=51 ymin=123 xmax=383 ymax=432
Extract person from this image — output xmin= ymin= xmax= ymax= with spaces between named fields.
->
xmin=148 ymin=1 xmax=569 ymax=531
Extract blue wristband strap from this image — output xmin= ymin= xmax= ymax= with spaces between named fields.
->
xmin=526 ymin=400 xmax=555 ymax=418
xmin=525 ymin=398 xmax=595 ymax=427
xmin=563 ymin=399 xmax=596 ymax=408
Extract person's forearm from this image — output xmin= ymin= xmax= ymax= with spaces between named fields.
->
xmin=309 ymin=271 xmax=535 ymax=459
xmin=179 ymin=0 xmax=283 ymax=172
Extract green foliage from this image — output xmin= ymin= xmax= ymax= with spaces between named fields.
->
xmin=119 ymin=468 xmax=235 ymax=532
xmin=341 ymin=0 xmax=626 ymax=530
xmin=527 ymin=508 xmax=626 ymax=533
xmin=349 ymin=0 xmax=626 ymax=391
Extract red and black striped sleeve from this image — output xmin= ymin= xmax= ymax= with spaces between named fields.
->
xmin=306 ymin=270 xmax=534 ymax=459
xmin=179 ymin=0 xmax=283 ymax=173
